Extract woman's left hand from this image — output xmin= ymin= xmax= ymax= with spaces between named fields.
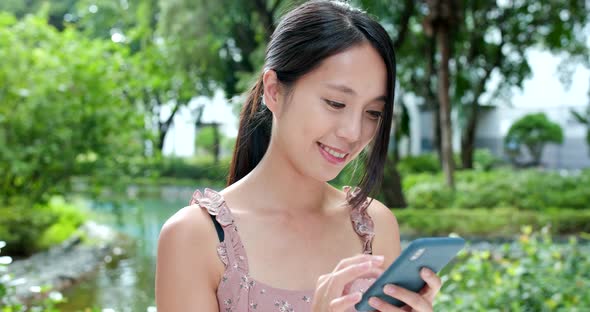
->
xmin=367 ymin=268 xmax=442 ymax=312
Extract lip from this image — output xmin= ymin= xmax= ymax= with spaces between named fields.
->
xmin=317 ymin=142 xmax=349 ymax=165
xmin=318 ymin=142 xmax=349 ymax=154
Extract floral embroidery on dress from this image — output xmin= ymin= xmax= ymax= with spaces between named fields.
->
xmin=274 ymin=300 xmax=294 ymax=312
xmin=217 ymin=242 xmax=229 ymax=266
xmin=344 ymin=186 xmax=375 ymax=255
xmin=240 ymin=275 xmax=256 ymax=289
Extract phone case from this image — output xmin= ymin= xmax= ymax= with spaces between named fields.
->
xmin=354 ymin=237 xmax=465 ymax=311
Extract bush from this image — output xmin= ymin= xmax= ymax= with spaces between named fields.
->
xmin=35 ymin=197 xmax=87 ymax=251
xmin=396 ymin=149 xmax=502 ymax=176
xmin=397 ymin=153 xmax=440 ymax=176
xmin=436 ymin=227 xmax=590 ymax=311
xmin=504 ymin=113 xmax=564 ymax=166
xmin=161 ymin=156 xmax=230 ymax=182
xmin=472 ymin=148 xmax=502 ymax=171
xmin=127 ymin=155 xmax=230 ymax=182
xmin=405 ymin=182 xmax=455 ymax=210
xmin=402 ymin=168 xmax=590 ymax=211
xmin=0 ymin=197 xmax=86 ymax=257
xmin=394 ymin=208 xmax=590 ymax=237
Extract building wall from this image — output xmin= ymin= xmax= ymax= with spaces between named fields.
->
xmin=417 ymin=104 xmax=590 ymax=169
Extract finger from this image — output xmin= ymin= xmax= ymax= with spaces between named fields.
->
xmin=367 ymin=297 xmax=405 ymax=312
xmin=383 ymin=285 xmax=432 ymax=312
xmin=334 ymin=254 xmax=385 ymax=271
xmin=326 ymin=261 xmax=384 ymax=295
xmin=329 ymin=291 xmax=362 ymax=312
xmin=420 ymin=268 xmax=442 ymax=303
xmin=317 ymin=262 xmax=380 ymax=300
xmin=343 ymin=268 xmax=384 ymax=295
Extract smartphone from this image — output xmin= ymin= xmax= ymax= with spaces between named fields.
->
xmin=354 ymin=237 xmax=466 ymax=311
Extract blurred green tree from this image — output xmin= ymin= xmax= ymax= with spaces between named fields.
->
xmin=0 ymin=0 xmax=208 ymax=154
xmin=504 ymin=113 xmax=564 ymax=167
xmin=0 ymin=12 xmax=147 ymax=205
xmin=362 ymin=0 xmax=589 ymax=171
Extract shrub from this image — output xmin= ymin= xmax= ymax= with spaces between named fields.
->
xmin=397 ymin=153 xmax=440 ymax=176
xmin=402 ymin=169 xmax=590 ymax=211
xmin=394 ymin=208 xmax=590 ymax=237
xmin=504 ymin=113 xmax=564 ymax=166
xmin=0 ymin=197 xmax=86 ymax=257
xmin=405 ymin=182 xmax=455 ymax=210
xmin=472 ymin=148 xmax=502 ymax=171
xmin=436 ymin=227 xmax=590 ymax=311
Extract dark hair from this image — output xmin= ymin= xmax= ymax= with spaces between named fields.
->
xmin=227 ymin=0 xmax=396 ymax=208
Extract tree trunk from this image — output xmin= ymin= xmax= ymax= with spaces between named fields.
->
xmin=437 ymin=25 xmax=455 ymax=189
xmin=379 ymin=0 xmax=415 ymax=209
xmin=157 ymin=130 xmax=166 ymax=152
xmin=425 ymin=35 xmax=442 ymax=163
xmin=461 ymin=102 xmax=480 ymax=169
xmin=433 ymin=102 xmax=442 ymax=164
xmin=213 ymin=123 xmax=220 ymax=164
xmin=382 ymin=156 xmax=407 ymax=208
xmin=157 ymin=101 xmax=183 ymax=153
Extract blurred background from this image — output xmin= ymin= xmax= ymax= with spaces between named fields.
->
xmin=1 ymin=0 xmax=589 ymax=311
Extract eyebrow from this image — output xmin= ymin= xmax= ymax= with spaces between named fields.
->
xmin=324 ymin=82 xmax=387 ymax=104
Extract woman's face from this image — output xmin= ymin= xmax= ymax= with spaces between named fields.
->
xmin=270 ymin=42 xmax=388 ymax=182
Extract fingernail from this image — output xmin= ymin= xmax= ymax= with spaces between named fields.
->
xmin=368 ymin=297 xmax=381 ymax=308
xmin=373 ymin=255 xmax=384 ymax=262
xmin=383 ymin=285 xmax=396 ymax=295
xmin=422 ymin=268 xmax=432 ymax=277
xmin=353 ymin=292 xmax=362 ymax=302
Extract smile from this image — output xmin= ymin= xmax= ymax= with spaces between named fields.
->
xmin=318 ymin=142 xmax=349 ymax=164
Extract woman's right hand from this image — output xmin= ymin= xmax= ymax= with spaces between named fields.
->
xmin=311 ymin=254 xmax=385 ymax=312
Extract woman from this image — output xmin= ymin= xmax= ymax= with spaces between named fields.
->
xmin=155 ymin=1 xmax=442 ymax=311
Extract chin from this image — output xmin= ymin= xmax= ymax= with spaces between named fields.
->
xmin=311 ymin=167 xmax=343 ymax=183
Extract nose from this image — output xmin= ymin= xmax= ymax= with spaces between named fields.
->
xmin=335 ymin=111 xmax=363 ymax=143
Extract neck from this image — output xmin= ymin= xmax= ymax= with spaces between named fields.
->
xmin=227 ymin=143 xmax=333 ymax=216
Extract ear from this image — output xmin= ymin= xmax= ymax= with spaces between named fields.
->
xmin=262 ymin=69 xmax=283 ymax=117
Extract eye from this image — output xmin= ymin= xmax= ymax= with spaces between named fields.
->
xmin=324 ymin=99 xmax=345 ymax=109
xmin=367 ymin=110 xmax=383 ymax=120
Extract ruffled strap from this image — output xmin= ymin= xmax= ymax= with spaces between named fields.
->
xmin=190 ymin=188 xmax=234 ymax=227
xmin=189 ymin=188 xmax=249 ymax=271
xmin=343 ymin=186 xmax=375 ymax=255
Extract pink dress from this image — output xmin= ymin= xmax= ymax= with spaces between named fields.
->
xmin=189 ymin=186 xmax=376 ymax=312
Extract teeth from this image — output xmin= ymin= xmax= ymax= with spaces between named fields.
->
xmin=321 ymin=144 xmax=347 ymax=159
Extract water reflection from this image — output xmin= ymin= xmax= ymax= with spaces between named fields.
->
xmin=57 ymin=188 xmax=193 ymax=311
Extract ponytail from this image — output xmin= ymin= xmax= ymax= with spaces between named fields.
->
xmin=226 ymin=74 xmax=272 ymax=186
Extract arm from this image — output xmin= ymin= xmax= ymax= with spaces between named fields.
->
xmin=155 ymin=205 xmax=221 ymax=312
xmin=366 ymin=200 xmax=443 ymax=312
xmin=367 ymin=199 xmax=402 ymax=268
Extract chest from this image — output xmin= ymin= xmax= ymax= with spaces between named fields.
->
xmin=233 ymin=212 xmax=364 ymax=291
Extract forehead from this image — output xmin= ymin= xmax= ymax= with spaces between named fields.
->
xmin=297 ymin=42 xmax=388 ymax=99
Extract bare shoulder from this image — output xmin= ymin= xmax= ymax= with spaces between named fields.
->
xmin=155 ymin=203 xmax=222 ymax=311
xmin=330 ymin=184 xmax=401 ymax=264
xmin=366 ymin=197 xmax=401 ymax=266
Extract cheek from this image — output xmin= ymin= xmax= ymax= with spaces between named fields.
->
xmin=278 ymin=103 xmax=322 ymax=151
xmin=285 ymin=97 xmax=329 ymax=138
xmin=362 ymin=119 xmax=380 ymax=143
